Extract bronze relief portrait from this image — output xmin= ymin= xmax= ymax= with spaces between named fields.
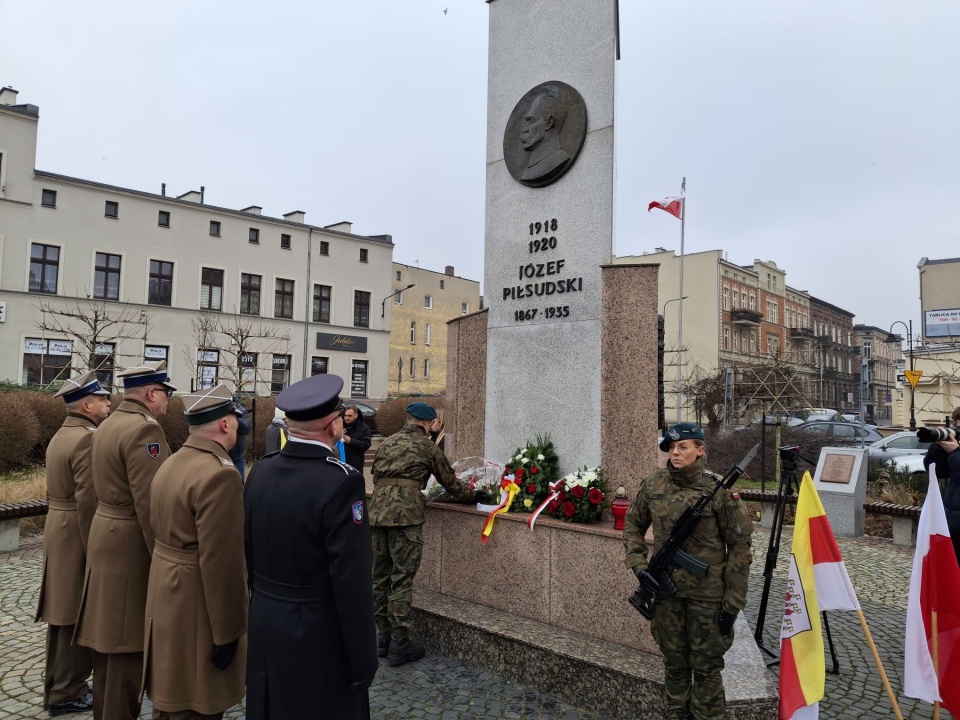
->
xmin=503 ymin=81 xmax=587 ymax=188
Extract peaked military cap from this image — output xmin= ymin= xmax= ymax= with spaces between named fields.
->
xmin=277 ymin=374 xmax=344 ymax=421
xmin=54 ymin=370 xmax=111 ymax=404
xmin=406 ymin=402 xmax=437 ymax=421
xmin=118 ymin=361 xmax=177 ymax=391
xmin=659 ymin=421 xmax=705 ymax=452
xmin=181 ymin=384 xmax=243 ymax=426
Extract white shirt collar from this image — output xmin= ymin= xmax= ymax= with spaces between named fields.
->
xmin=287 ymin=435 xmax=333 ymax=452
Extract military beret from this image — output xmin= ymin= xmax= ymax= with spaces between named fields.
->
xmin=277 ymin=374 xmax=344 ymax=422
xmin=181 ymin=384 xmax=243 ymax=426
xmin=54 ymin=370 xmax=111 ymax=404
xmin=118 ymin=361 xmax=177 ymax=391
xmin=659 ymin=422 xmax=705 ymax=452
xmin=406 ymin=402 xmax=437 ymax=421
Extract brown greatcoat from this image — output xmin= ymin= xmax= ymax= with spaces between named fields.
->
xmin=142 ymin=436 xmax=247 ymax=714
xmin=74 ymin=399 xmax=170 ymax=653
xmin=36 ymin=414 xmax=97 ymax=626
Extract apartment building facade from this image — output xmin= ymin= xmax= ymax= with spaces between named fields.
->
xmin=853 ymin=324 xmax=899 ymax=423
xmin=0 ymin=88 xmax=394 ymax=399
xmin=388 ymin=263 xmax=481 ymax=396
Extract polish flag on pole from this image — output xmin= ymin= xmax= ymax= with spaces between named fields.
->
xmin=647 ymin=196 xmax=683 ymax=219
xmin=903 ymin=466 xmax=960 ymax=715
xmin=779 ymin=472 xmax=861 ymax=720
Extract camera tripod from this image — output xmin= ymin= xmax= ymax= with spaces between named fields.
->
xmin=753 ymin=446 xmax=839 ymax=674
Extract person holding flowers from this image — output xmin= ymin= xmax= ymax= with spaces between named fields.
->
xmin=622 ymin=422 xmax=753 ymax=720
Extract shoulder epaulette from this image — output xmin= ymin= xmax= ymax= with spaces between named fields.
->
xmin=326 ymin=456 xmax=356 ymax=475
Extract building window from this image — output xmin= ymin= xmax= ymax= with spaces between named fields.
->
xmin=396 ymin=271 xmax=402 ymax=281
xmin=105 ymin=200 xmax=119 ymax=218
xmin=41 ymin=189 xmax=57 ymax=207
xmin=281 ymin=234 xmax=291 ymax=250
xmin=158 ymin=210 xmax=170 ymax=227
xmin=425 ymin=324 xmax=431 ymax=346
xmin=734 ymin=329 xmax=740 ymax=353
xmin=148 ymin=260 xmax=173 ymax=306
xmin=94 ymin=252 xmax=122 ymax=301
xmin=93 ymin=343 xmax=116 ymax=388
xmin=360 ymin=248 xmax=369 ymax=263
xmin=351 ymin=360 xmax=368 ymax=398
xmin=319 ymin=241 xmax=330 ymax=256
xmin=29 ymin=243 xmax=60 ymax=294
xmin=240 ymin=273 xmax=261 ymax=315
xmin=239 ymin=352 xmax=258 ymax=392
xmin=424 ymin=358 xmax=430 ymax=378
xmin=723 ymin=325 xmax=730 ymax=351
xmin=144 ymin=345 xmax=168 ymax=363
xmin=313 ymin=284 xmax=331 ymax=323
xmin=750 ymin=332 xmax=756 ymax=354
xmin=274 ymin=278 xmax=295 ymax=319
xmin=354 ymin=290 xmax=370 ymax=328
xmin=200 ymin=267 xmax=224 ymax=311
xmin=249 ymin=228 xmax=260 ymax=244
xmin=424 ymin=295 xmax=433 ymax=309
xmin=440 ymin=280 xmax=445 ymax=289
xmin=311 ymin=356 xmax=329 ymax=376
xmin=749 ymin=293 xmax=756 ymax=311
xmin=210 ymin=220 xmax=221 ymax=236
xmin=410 ymin=321 xmax=416 ymax=344
xmin=197 ymin=349 xmax=219 ymax=389
xmin=23 ymin=338 xmax=72 ymax=386
xmin=723 ymin=287 xmax=729 ymax=311
xmin=768 ymin=335 xmax=779 ymax=356
xmin=461 ymin=302 xmax=469 ymax=315
xmin=271 ymin=354 xmax=291 ymax=393
xmin=732 ymin=291 xmax=738 ymax=309
xmin=410 ymin=357 xmax=415 ymax=378
xmin=394 ymin=289 xmax=403 ymax=305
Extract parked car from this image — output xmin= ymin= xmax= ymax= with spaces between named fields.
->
xmin=350 ymin=401 xmax=379 ymax=435
xmin=735 ymin=414 xmax=804 ymax=431
xmin=867 ymin=431 xmax=931 ymax=464
xmin=791 ymin=421 xmax=884 ymax=443
xmin=891 ymin=453 xmax=927 ymax=476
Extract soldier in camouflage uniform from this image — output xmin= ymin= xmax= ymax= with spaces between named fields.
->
xmin=623 ymin=422 xmax=753 ymax=720
xmin=369 ymin=402 xmax=481 ymax=666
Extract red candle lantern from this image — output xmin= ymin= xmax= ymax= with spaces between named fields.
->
xmin=611 ymin=485 xmax=630 ymax=531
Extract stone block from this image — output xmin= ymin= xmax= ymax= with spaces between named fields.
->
xmin=0 ymin=518 xmax=19 ymax=552
xmin=892 ymin=515 xmax=918 ymax=547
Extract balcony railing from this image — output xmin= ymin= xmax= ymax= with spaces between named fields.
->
xmin=816 ymin=335 xmax=834 ymax=346
xmin=790 ymin=327 xmax=816 ymax=340
xmin=731 ymin=309 xmax=762 ymax=326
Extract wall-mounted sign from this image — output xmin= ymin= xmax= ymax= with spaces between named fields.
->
xmin=317 ymin=332 xmax=367 ymax=353
xmin=820 ymin=453 xmax=855 ymax=484
xmin=925 ymin=308 xmax=960 ymax=338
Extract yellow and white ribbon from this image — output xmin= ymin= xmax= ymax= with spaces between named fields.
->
xmin=481 ymin=477 xmax=520 ymax=545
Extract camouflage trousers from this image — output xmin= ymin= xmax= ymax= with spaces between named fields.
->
xmin=371 ymin=524 xmax=424 ymax=640
xmin=650 ymin=595 xmax=734 ymax=720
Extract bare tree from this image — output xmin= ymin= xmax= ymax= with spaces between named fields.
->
xmin=183 ymin=313 xmax=292 ymax=395
xmin=34 ymin=300 xmax=150 ymax=387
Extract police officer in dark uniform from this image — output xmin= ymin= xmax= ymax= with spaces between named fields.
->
xmin=244 ymin=374 xmax=378 ymax=720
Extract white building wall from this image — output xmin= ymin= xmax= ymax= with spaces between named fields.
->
xmin=0 ymin=101 xmax=394 ymax=400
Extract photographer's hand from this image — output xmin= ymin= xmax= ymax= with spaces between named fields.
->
xmin=938 ymin=437 xmax=960 ymax=454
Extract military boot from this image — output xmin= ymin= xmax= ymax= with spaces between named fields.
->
xmin=387 ymin=637 xmax=425 ymax=667
xmin=377 ymin=633 xmax=391 ymax=658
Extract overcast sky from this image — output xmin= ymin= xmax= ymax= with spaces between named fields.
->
xmin=2 ymin=0 xmax=957 ymax=339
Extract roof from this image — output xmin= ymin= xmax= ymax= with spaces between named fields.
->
xmin=0 ymin=103 xmax=39 ymax=118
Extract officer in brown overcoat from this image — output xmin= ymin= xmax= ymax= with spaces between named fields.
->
xmin=74 ymin=362 xmax=175 ymax=720
xmin=142 ymin=384 xmax=247 ymax=720
xmin=37 ymin=371 xmax=111 ymax=716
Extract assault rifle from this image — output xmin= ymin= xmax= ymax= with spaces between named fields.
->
xmin=628 ymin=444 xmax=759 ymax=620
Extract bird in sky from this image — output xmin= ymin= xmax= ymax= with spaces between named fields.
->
xmin=443 ymin=7 xmax=448 ymax=14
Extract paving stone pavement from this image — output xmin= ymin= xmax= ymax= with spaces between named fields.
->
xmin=0 ymin=534 xmax=606 ymax=720
xmin=4 ymin=525 xmax=957 ymax=719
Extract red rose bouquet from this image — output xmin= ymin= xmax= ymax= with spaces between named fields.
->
xmin=502 ymin=434 xmax=559 ymax=513
xmin=550 ymin=467 xmax=607 ymax=523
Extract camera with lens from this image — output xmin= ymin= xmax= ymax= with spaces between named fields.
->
xmin=917 ymin=427 xmax=957 ymax=443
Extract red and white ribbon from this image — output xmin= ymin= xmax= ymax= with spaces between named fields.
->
xmin=527 ymin=479 xmax=566 ymax=531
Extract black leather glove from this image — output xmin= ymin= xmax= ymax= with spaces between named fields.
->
xmin=211 ymin=640 xmax=239 ymax=670
xmin=474 ymin=489 xmax=495 ymax=504
xmin=350 ymin=674 xmax=376 ymax=692
xmin=638 ymin=570 xmax=660 ymax=595
xmin=717 ymin=608 xmax=737 ymax=636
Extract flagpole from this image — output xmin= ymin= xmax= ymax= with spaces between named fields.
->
xmin=676 ymin=176 xmax=686 ymax=423
xmin=933 ymin=610 xmax=941 ymax=720
xmin=855 ymin=610 xmax=904 ymax=720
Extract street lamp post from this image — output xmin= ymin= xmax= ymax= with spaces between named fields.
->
xmin=662 ymin=296 xmax=688 ymax=423
xmin=886 ymin=320 xmax=915 ymax=431
xmin=382 ymin=283 xmax=415 ymax=318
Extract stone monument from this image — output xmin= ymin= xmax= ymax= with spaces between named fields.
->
xmin=483 ymin=0 xmax=615 ymax=471
xmin=812 ymin=446 xmax=868 ymax=537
